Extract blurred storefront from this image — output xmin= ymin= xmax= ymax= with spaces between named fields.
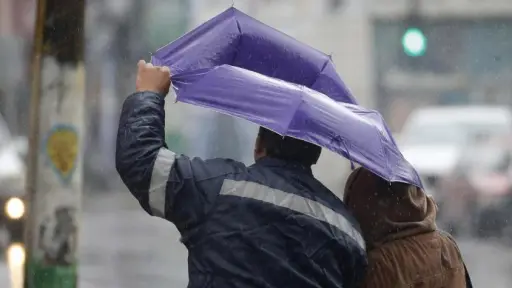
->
xmin=371 ymin=0 xmax=512 ymax=132
xmin=0 ymin=0 xmax=36 ymax=135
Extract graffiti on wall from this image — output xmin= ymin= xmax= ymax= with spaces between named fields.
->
xmin=43 ymin=124 xmax=78 ymax=184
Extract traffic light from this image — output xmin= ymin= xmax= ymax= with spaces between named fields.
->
xmin=402 ymin=27 xmax=427 ymax=57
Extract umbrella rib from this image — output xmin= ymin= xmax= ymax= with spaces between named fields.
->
xmin=310 ymin=58 xmax=331 ymax=88
xmin=282 ymin=88 xmax=308 ymax=136
xmin=230 ymin=14 xmax=243 ymax=65
xmin=340 ymin=138 xmax=355 ymax=170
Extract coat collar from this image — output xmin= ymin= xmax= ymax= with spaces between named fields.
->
xmin=255 ymin=157 xmax=313 ymax=175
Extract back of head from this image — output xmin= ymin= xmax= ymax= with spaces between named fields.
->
xmin=343 ymin=167 xmax=437 ymax=248
xmin=257 ymin=127 xmax=321 ymax=166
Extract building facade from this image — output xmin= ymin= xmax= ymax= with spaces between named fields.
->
xmin=370 ymin=0 xmax=512 ymax=131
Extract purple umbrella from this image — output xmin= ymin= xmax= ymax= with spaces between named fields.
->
xmin=169 ymin=65 xmax=423 ymax=188
xmin=151 ymin=7 xmax=422 ymax=187
xmin=151 ymin=7 xmax=356 ymax=104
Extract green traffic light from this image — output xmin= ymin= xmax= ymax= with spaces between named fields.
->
xmin=402 ymin=27 xmax=427 ymax=57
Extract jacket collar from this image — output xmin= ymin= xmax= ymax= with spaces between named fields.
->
xmin=255 ymin=157 xmax=313 ymax=175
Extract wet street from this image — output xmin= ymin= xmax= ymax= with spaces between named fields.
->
xmin=0 ymin=191 xmax=511 ymax=287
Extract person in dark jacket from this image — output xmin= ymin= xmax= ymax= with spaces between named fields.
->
xmin=115 ymin=60 xmax=367 ymax=288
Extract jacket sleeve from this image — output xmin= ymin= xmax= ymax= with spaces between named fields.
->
xmin=115 ymin=91 xmax=242 ymax=230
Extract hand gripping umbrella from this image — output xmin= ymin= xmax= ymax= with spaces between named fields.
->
xmin=151 ymin=7 xmax=356 ymax=104
xmin=151 ymin=8 xmax=423 ymax=188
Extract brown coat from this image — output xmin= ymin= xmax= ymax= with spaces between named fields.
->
xmin=344 ymin=168 xmax=467 ymax=287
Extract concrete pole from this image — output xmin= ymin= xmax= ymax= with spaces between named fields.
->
xmin=24 ymin=0 xmax=85 ymax=287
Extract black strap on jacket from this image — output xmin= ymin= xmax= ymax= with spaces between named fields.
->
xmin=438 ymin=230 xmax=473 ymax=288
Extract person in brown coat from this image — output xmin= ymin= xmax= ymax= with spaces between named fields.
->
xmin=344 ymin=167 xmax=472 ymax=287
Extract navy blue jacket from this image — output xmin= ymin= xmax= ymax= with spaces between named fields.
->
xmin=116 ymin=91 xmax=367 ymax=288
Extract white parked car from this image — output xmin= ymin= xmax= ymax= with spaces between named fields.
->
xmin=398 ymin=105 xmax=512 ymax=189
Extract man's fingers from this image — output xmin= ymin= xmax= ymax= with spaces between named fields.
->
xmin=161 ymin=66 xmax=171 ymax=74
xmin=137 ymin=60 xmax=155 ymax=71
xmin=137 ymin=60 xmax=146 ymax=70
xmin=154 ymin=66 xmax=171 ymax=77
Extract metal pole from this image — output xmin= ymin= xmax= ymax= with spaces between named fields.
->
xmin=24 ymin=0 xmax=85 ymax=287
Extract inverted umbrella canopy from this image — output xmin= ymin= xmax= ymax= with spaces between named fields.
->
xmin=152 ymin=7 xmax=422 ymax=187
xmin=171 ymin=65 xmax=423 ymax=188
xmin=151 ymin=7 xmax=356 ymax=104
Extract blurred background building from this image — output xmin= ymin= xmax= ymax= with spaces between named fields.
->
xmin=371 ymin=0 xmax=512 ymax=131
xmin=1 ymin=0 xmax=512 ymax=189
xmin=2 ymin=1 xmax=512 ymax=286
xmin=0 ymin=0 xmax=35 ymax=136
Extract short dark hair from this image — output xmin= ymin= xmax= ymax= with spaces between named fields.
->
xmin=258 ymin=127 xmax=321 ymax=166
